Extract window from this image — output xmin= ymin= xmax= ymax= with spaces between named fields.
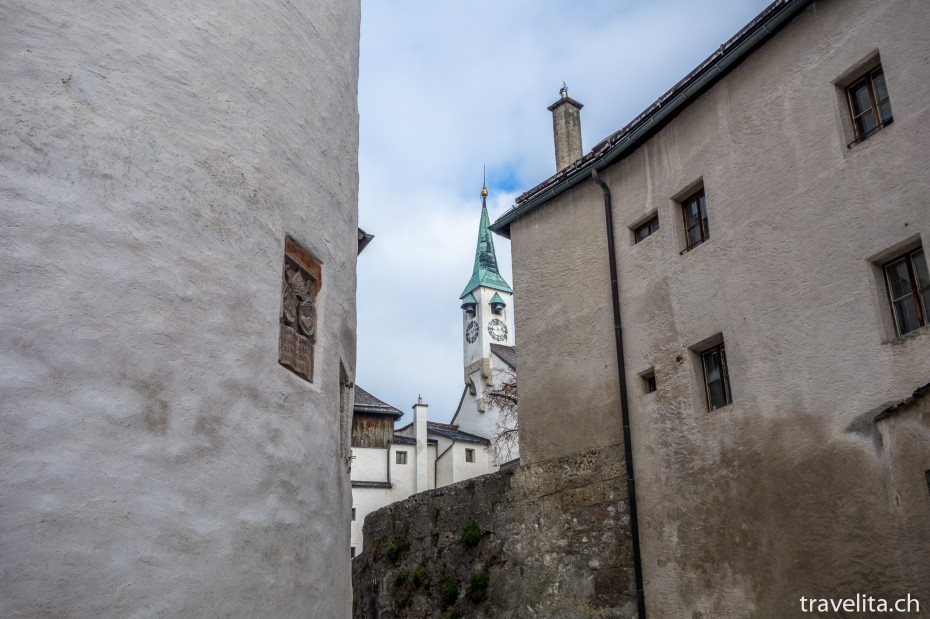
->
xmin=846 ymin=65 xmax=892 ymax=145
xmin=883 ymin=247 xmax=929 ymax=336
xmin=701 ymin=343 xmax=732 ymax=411
xmin=351 ymin=547 xmax=356 ymax=558
xmin=634 ymin=215 xmax=660 ymax=244
xmin=351 ymin=507 xmax=356 ymax=521
xmin=396 ymin=451 xmax=408 ymax=465
xmin=681 ymin=188 xmax=709 ymax=250
xmin=465 ymin=448 xmax=475 ymax=463
xmin=643 ymin=372 xmax=657 ymax=394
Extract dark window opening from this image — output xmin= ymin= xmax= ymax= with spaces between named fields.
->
xmin=883 ymin=247 xmax=929 ymax=336
xmin=847 ymin=65 xmax=893 ymax=146
xmin=681 ymin=189 xmax=709 ymax=251
xmin=642 ymin=371 xmax=657 ymax=394
xmin=351 ymin=547 xmax=356 ymax=558
xmin=351 ymin=508 xmax=356 ymax=521
xmin=396 ymin=451 xmax=408 ymax=465
xmin=701 ymin=343 xmax=732 ymax=411
xmin=465 ymin=448 xmax=475 ymax=463
xmin=634 ymin=215 xmax=660 ymax=244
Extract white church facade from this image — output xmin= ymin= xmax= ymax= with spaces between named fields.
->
xmin=350 ymin=186 xmax=519 ymax=554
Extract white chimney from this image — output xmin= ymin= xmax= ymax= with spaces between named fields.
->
xmin=412 ymin=396 xmax=429 ymax=492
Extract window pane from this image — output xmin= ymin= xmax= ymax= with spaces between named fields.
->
xmin=894 ymin=297 xmax=921 ymax=334
xmin=855 ymin=109 xmax=877 ymax=138
xmin=650 ymin=218 xmax=660 ymax=234
xmin=688 ymin=224 xmax=704 ymax=247
xmin=871 ymin=69 xmax=892 ymax=123
xmin=885 ymin=259 xmax=913 ymax=300
xmin=849 ymin=80 xmax=871 ymax=116
xmin=707 ymin=379 xmax=727 ymax=410
xmin=912 ymin=250 xmax=929 ymax=288
xmin=685 ymin=201 xmax=700 ymax=227
xmin=698 ymin=193 xmax=707 ymax=219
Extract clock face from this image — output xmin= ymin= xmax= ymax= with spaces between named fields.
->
xmin=465 ymin=320 xmax=479 ymax=343
xmin=487 ymin=318 xmax=508 ymax=342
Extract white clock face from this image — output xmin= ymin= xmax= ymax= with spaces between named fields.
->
xmin=465 ymin=320 xmax=479 ymax=343
xmin=487 ymin=318 xmax=508 ymax=342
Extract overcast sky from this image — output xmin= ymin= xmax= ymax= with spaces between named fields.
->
xmin=356 ymin=0 xmax=772 ymax=424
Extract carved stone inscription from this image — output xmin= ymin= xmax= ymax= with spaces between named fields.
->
xmin=279 ymin=237 xmax=321 ymax=382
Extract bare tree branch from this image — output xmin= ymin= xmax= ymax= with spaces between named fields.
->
xmin=483 ymin=367 xmax=518 ymax=465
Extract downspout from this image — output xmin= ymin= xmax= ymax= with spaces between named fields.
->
xmin=591 ymin=168 xmax=646 ymax=619
xmin=386 ymin=439 xmax=392 ymax=486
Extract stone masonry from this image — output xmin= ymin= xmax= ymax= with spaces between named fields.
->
xmin=352 ymin=444 xmax=637 ymax=618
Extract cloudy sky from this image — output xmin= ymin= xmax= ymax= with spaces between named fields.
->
xmin=356 ymin=0 xmax=772 ymax=423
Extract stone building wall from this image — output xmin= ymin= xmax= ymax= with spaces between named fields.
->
xmin=0 ymin=1 xmax=359 ymax=616
xmin=352 ymin=444 xmax=637 ymax=619
xmin=502 ymin=0 xmax=930 ymax=615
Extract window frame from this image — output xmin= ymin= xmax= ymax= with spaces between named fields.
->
xmin=701 ymin=343 xmax=732 ymax=411
xmin=633 ymin=215 xmax=660 ymax=244
xmin=845 ymin=64 xmax=893 ymax=146
xmin=882 ymin=247 xmax=929 ymax=336
xmin=680 ymin=188 xmax=709 ymax=251
xmin=465 ymin=448 xmax=475 ymax=463
xmin=395 ymin=450 xmax=408 ymax=465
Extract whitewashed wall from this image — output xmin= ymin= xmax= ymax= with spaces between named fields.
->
xmin=0 ymin=1 xmax=360 ymax=616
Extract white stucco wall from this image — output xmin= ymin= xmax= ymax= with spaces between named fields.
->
xmin=351 ymin=443 xmax=437 ymax=553
xmin=0 ymin=2 xmax=360 ymax=616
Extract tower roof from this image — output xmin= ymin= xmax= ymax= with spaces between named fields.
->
xmin=460 ymin=186 xmax=513 ymax=298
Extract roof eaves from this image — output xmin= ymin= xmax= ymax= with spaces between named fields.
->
xmin=874 ymin=381 xmax=930 ymax=422
xmin=490 ymin=0 xmax=813 ymax=238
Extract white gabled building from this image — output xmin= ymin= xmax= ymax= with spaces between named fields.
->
xmin=351 ymin=185 xmax=519 ymax=555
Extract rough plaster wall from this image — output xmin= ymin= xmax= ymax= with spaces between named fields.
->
xmin=509 ymin=0 xmax=930 ymax=616
xmin=353 ymin=445 xmax=636 ymax=618
xmin=0 ymin=1 xmax=360 ymax=616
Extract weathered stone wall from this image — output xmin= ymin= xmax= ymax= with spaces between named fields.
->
xmin=0 ymin=1 xmax=359 ymax=616
xmin=353 ymin=444 xmax=637 ymax=618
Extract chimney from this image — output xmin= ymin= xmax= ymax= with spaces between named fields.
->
xmin=412 ymin=396 xmax=429 ymax=492
xmin=547 ymin=84 xmax=584 ymax=171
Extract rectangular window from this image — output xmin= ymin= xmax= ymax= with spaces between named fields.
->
xmin=681 ymin=188 xmax=709 ymax=250
xmin=351 ymin=507 xmax=356 ymax=521
xmin=634 ymin=215 xmax=660 ymax=244
xmin=645 ymin=375 xmax=657 ymax=393
xmin=396 ymin=451 xmax=408 ymax=465
xmin=847 ymin=65 xmax=892 ymax=145
xmin=351 ymin=547 xmax=356 ymax=558
xmin=465 ymin=448 xmax=475 ymax=463
xmin=883 ymin=247 xmax=929 ymax=336
xmin=701 ymin=343 xmax=732 ymax=411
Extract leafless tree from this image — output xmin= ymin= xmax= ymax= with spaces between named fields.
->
xmin=483 ymin=367 xmax=518 ymax=465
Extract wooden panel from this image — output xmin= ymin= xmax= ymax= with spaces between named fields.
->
xmin=351 ymin=414 xmax=394 ymax=448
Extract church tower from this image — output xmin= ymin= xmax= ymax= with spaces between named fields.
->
xmin=460 ymin=184 xmax=514 ymax=386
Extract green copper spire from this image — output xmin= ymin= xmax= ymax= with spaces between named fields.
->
xmin=460 ymin=184 xmax=513 ymax=298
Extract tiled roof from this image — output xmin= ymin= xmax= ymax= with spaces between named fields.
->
xmin=354 ymin=387 xmax=403 ymax=418
xmin=426 ymin=422 xmax=491 ymax=445
xmin=490 ymin=344 xmax=516 ymax=369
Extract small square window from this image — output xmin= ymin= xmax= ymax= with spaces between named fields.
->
xmin=633 ymin=215 xmax=660 ymax=244
xmin=846 ymin=65 xmax=892 ymax=145
xmin=396 ymin=451 xmax=408 ymax=465
xmin=643 ymin=373 xmax=657 ymax=394
xmin=883 ymin=247 xmax=929 ymax=336
xmin=351 ymin=507 xmax=356 ymax=521
xmin=465 ymin=448 xmax=475 ymax=463
xmin=701 ymin=343 xmax=732 ymax=411
xmin=680 ymin=188 xmax=709 ymax=251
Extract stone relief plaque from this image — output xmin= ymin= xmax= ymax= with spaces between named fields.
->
xmin=279 ymin=236 xmax=321 ymax=382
